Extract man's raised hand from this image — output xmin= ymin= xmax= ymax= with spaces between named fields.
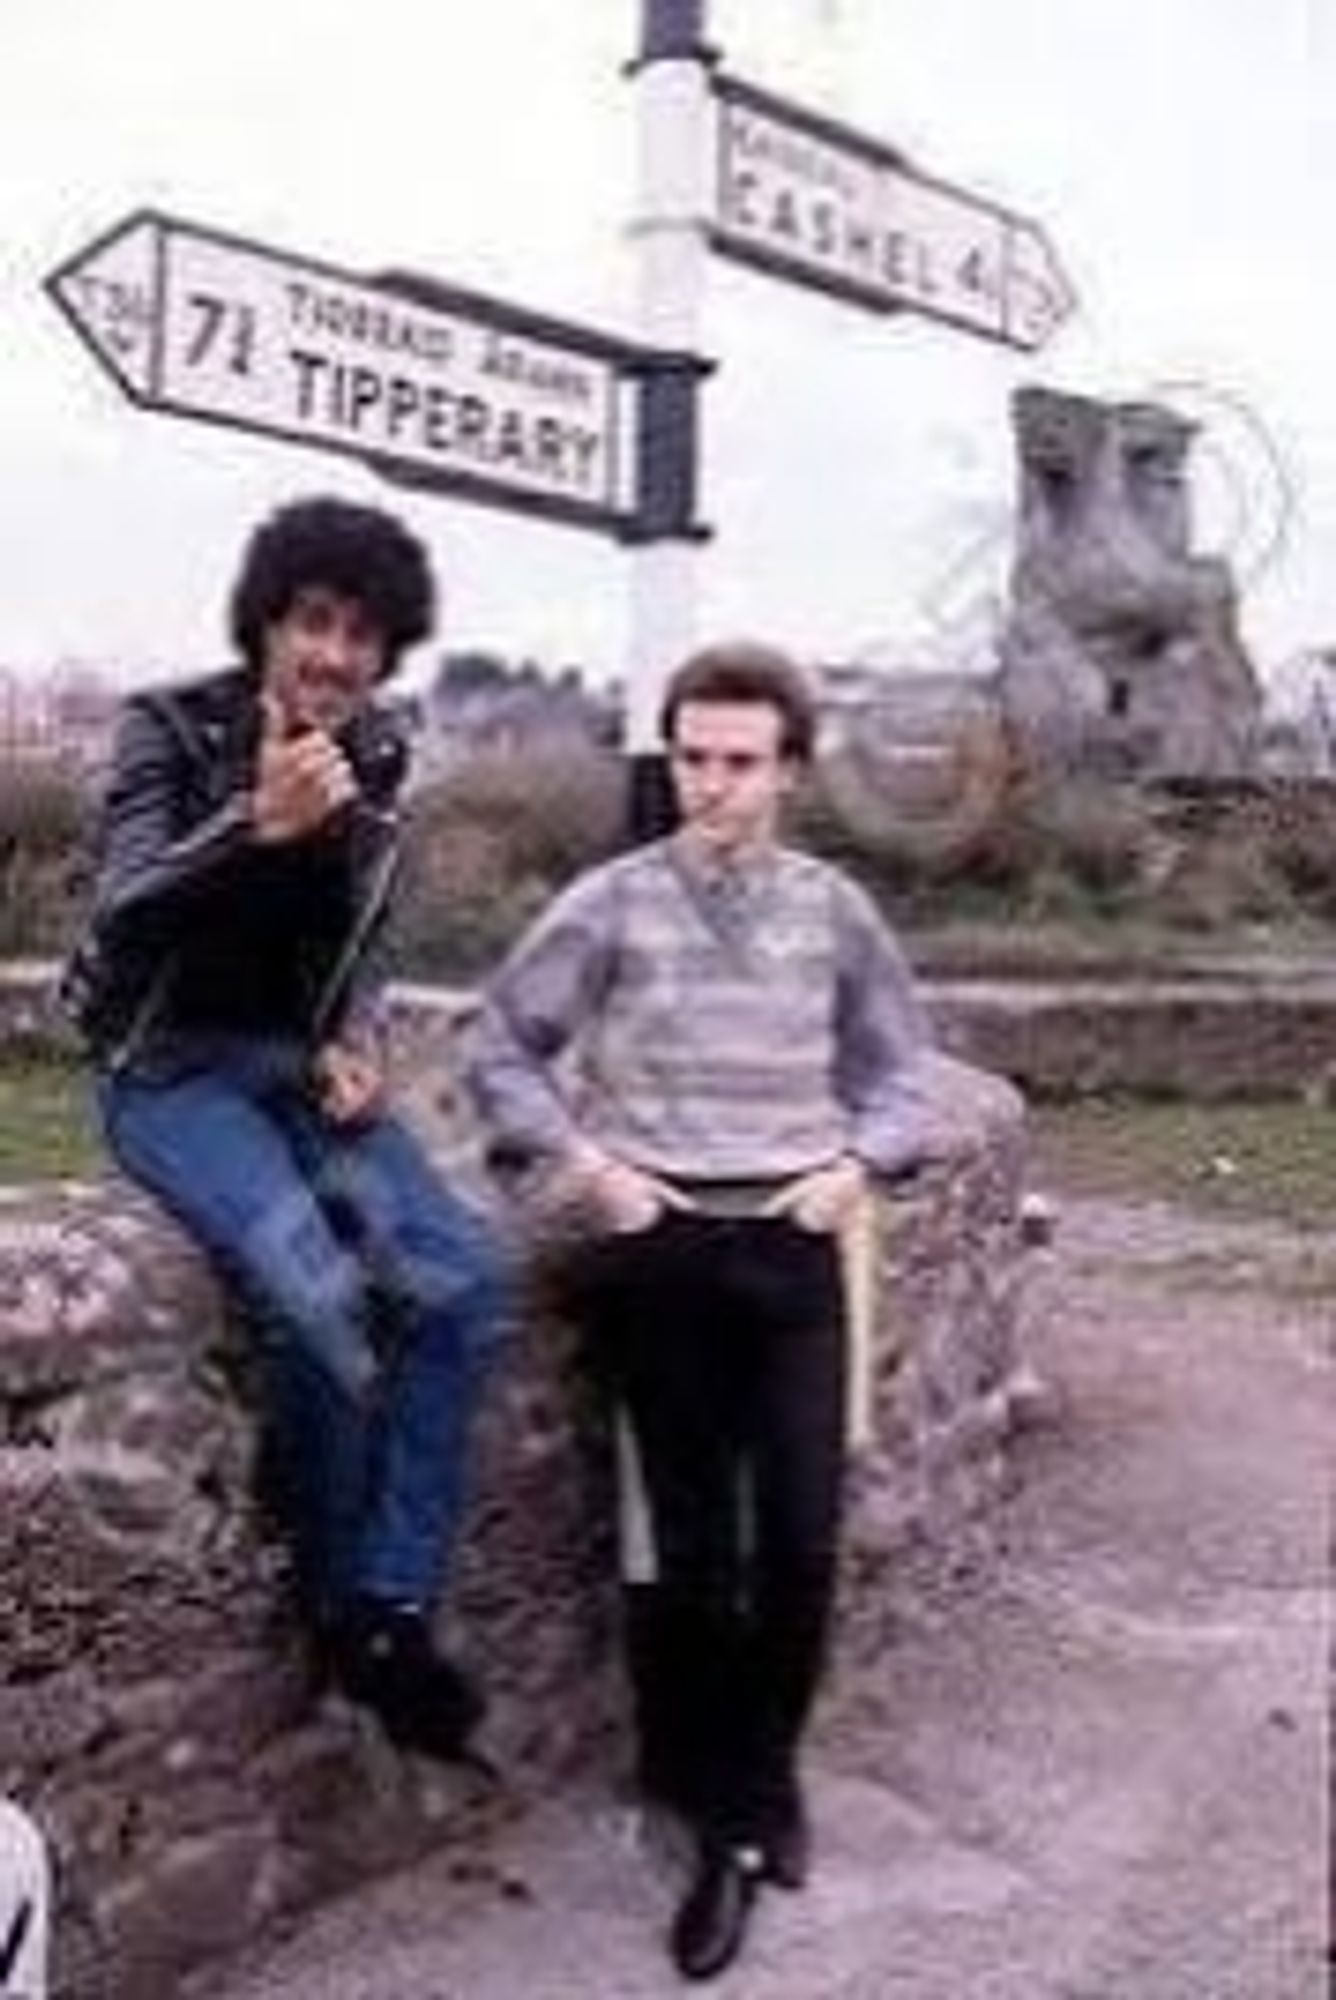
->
xmin=251 ymin=691 xmax=359 ymax=842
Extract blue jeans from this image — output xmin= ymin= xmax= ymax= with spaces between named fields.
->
xmin=99 ymin=1040 xmax=505 ymax=1620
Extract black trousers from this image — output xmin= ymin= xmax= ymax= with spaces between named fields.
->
xmin=575 ymin=1210 xmax=847 ymax=1843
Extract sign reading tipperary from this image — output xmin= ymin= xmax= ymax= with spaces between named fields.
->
xmin=46 ymin=211 xmax=670 ymax=538
xmin=711 ymin=73 xmax=1074 ymax=351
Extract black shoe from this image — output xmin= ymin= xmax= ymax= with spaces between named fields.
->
xmin=670 ymin=1840 xmax=763 ymax=1982
xmin=328 ymin=1597 xmax=486 ymax=1763
xmin=761 ymin=1791 xmax=811 ymax=1891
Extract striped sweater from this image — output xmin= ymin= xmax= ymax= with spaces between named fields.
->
xmin=467 ymin=835 xmax=939 ymax=1188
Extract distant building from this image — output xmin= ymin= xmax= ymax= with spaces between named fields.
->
xmin=1259 ymin=648 xmax=1336 ymax=777
xmin=402 ymin=652 xmax=619 ymax=784
xmin=0 ymin=663 xmax=119 ymax=776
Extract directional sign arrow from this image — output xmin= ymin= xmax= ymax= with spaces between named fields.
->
xmin=711 ymin=73 xmax=1076 ymax=351
xmin=46 ymin=211 xmax=688 ymax=539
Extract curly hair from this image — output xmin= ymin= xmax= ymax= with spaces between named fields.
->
xmin=228 ymin=495 xmax=436 ymax=678
xmin=659 ymin=641 xmax=817 ymax=763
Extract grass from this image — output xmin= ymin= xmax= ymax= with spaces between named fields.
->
xmin=3 ymin=1051 xmax=1336 ymax=1246
xmin=1032 ymin=1098 xmax=1336 ymax=1232
xmin=0 ymin=1056 xmax=103 ymax=1182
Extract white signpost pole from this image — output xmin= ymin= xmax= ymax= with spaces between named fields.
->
xmin=625 ymin=0 xmax=717 ymax=835
xmin=624 ymin=3 xmax=1073 ymax=831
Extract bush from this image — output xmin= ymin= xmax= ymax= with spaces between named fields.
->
xmin=393 ymin=743 xmax=624 ymax=978
xmin=1258 ymin=788 xmax=1336 ymax=921
xmin=0 ymin=756 xmax=92 ymax=956
xmin=1022 ymin=780 xmax=1147 ymax=913
xmin=799 ymin=728 xmax=1151 ymax=925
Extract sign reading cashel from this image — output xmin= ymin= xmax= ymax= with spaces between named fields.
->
xmin=711 ymin=73 xmax=1073 ymax=352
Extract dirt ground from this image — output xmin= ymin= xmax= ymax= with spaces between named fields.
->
xmin=209 ymin=1175 xmax=1332 ymax=2000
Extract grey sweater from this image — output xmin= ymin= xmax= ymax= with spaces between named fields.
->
xmin=467 ymin=836 xmax=940 ymax=1188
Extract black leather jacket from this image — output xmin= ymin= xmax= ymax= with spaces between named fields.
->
xmin=65 ymin=666 xmax=409 ymax=1073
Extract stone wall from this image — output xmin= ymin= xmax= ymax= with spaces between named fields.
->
xmin=0 ymin=1179 xmax=620 ymax=2000
xmin=11 ymin=957 xmax=1336 ymax=1106
xmin=0 ymin=981 xmax=1026 ymax=1998
xmin=933 ymin=974 xmax=1336 ymax=1102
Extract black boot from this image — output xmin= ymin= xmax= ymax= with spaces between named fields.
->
xmin=327 ymin=1596 xmax=486 ymax=1763
xmin=670 ymin=1837 xmax=764 ymax=1981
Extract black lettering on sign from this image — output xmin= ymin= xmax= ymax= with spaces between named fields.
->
xmin=283 ymin=350 xmax=607 ymax=494
xmin=494 ymin=409 xmax=527 ymax=466
xmin=423 ymin=384 xmax=453 ymax=451
xmin=913 ymin=239 xmax=938 ymax=299
xmin=385 ymin=376 xmax=420 ymax=439
xmin=811 ymin=199 xmax=839 ymax=257
xmin=348 ymin=365 xmax=383 ymax=428
xmin=532 ymin=417 xmax=566 ymax=475
xmin=183 ymin=292 xmax=256 ymax=374
xmin=290 ymin=346 xmax=325 ymax=417
xmin=567 ymin=427 xmax=601 ymax=488
xmin=455 ymin=396 xmax=490 ymax=451
xmin=479 ymin=333 xmax=593 ymax=406
xmin=956 ymin=246 xmax=998 ymax=302
xmin=770 ymin=188 xmax=801 ymax=241
xmin=882 ymin=231 xmax=909 ymax=286
xmin=183 ymin=292 xmax=225 ymax=366
xmin=845 ymin=221 xmax=875 ymax=270
xmin=724 ymin=169 xmax=760 ymax=230
xmin=68 ymin=274 xmax=151 ymax=357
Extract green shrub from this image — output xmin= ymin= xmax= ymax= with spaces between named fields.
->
xmin=393 ymin=743 xmax=624 ymax=978
xmin=799 ymin=740 xmax=1336 ymax=941
xmin=1259 ymin=790 xmax=1336 ymax=921
xmin=0 ymin=756 xmax=92 ymax=956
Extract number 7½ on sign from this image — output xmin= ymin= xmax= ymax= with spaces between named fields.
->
xmin=47 ymin=209 xmax=641 ymax=530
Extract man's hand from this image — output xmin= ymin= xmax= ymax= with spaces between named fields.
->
xmin=566 ymin=1143 xmax=695 ymax=1234
xmin=762 ymin=1155 xmax=868 ymax=1234
xmin=252 ymin=692 xmax=359 ymax=843
xmin=313 ymin=1041 xmax=385 ymax=1126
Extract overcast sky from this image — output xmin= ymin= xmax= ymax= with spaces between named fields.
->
xmin=1 ymin=0 xmax=1330 ymax=688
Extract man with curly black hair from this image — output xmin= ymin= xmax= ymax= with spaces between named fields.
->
xmin=67 ymin=495 xmax=504 ymax=1763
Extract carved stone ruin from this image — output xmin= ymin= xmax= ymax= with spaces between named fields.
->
xmin=998 ymin=386 xmax=1262 ymax=777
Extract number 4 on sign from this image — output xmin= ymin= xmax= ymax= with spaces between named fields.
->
xmin=957 ymin=247 xmax=999 ymax=303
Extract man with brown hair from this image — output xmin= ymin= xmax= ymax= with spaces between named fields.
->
xmin=469 ymin=642 xmax=940 ymax=1979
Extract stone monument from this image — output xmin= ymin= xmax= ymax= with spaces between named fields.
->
xmin=998 ymin=386 xmax=1262 ymax=777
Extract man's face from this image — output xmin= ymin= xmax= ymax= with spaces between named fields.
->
xmin=260 ymin=586 xmax=385 ymax=735
xmin=669 ymin=699 xmax=796 ymax=859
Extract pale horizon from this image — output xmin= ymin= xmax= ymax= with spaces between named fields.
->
xmin=2 ymin=1 xmax=1330 ymax=690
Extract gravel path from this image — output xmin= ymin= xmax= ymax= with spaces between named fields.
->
xmin=208 ymin=1191 xmax=1332 ymax=2000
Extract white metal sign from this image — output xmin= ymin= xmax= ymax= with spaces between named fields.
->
xmin=47 ymin=212 xmax=647 ymax=536
xmin=712 ymin=75 xmax=1074 ymax=351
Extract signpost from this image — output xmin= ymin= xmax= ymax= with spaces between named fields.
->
xmin=46 ymin=11 xmax=1075 ymax=826
xmin=46 ymin=209 xmax=704 ymax=542
xmin=623 ymin=3 xmax=1076 ymax=829
xmin=711 ymin=71 xmax=1074 ymax=352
